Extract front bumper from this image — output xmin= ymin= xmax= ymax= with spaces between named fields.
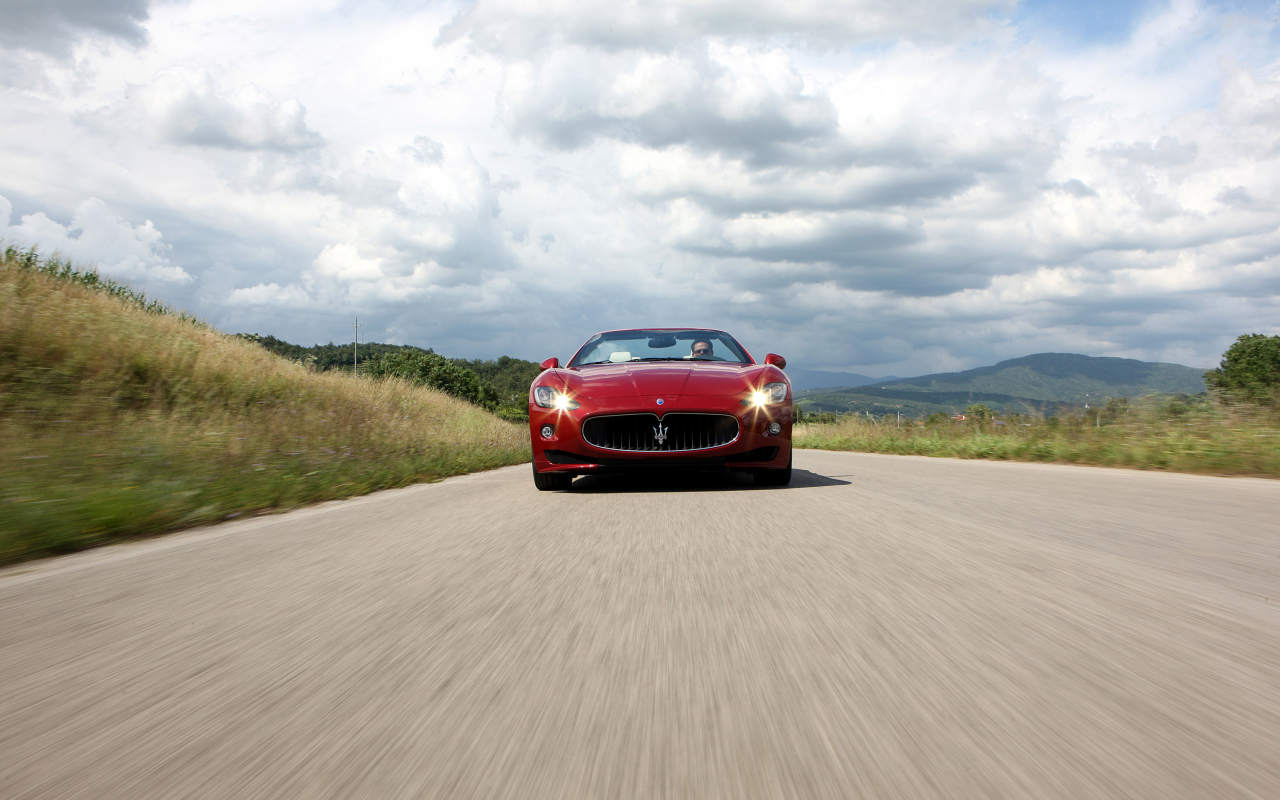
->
xmin=529 ymin=394 xmax=792 ymax=474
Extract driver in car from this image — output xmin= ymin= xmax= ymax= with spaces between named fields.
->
xmin=690 ymin=340 xmax=714 ymax=359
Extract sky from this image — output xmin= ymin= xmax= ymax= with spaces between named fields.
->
xmin=2 ymin=0 xmax=1279 ymax=375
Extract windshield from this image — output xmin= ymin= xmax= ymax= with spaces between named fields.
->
xmin=570 ymin=330 xmax=751 ymax=366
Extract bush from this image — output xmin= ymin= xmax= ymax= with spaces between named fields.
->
xmin=494 ymin=406 xmax=530 ymax=423
xmin=365 ymin=351 xmax=500 ymax=411
xmin=1206 ymin=333 xmax=1280 ymax=405
xmin=965 ymin=403 xmax=993 ymax=421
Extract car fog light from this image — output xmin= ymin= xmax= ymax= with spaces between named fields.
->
xmin=768 ymin=422 xmax=782 ymax=435
xmin=540 ymin=425 xmax=554 ymax=439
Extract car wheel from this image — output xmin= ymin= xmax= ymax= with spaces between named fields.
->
xmin=532 ymin=462 xmax=573 ymax=491
xmin=754 ymin=448 xmax=792 ymax=486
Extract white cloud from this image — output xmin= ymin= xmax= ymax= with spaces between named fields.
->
xmin=0 ymin=0 xmax=149 ymax=57
xmin=440 ymin=0 xmax=1014 ymax=54
xmin=1 ymin=0 xmax=1278 ymax=376
xmin=497 ymin=44 xmax=837 ymax=154
xmin=1 ymin=194 xmax=192 ymax=284
xmin=146 ymin=71 xmax=324 ymax=151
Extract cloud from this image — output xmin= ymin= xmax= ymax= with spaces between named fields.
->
xmin=0 ymin=0 xmax=150 ymax=56
xmin=440 ymin=0 xmax=1015 ymax=54
xmin=1055 ymin=179 xmax=1098 ymax=198
xmin=221 ymin=137 xmax=522 ymax=316
xmin=1 ymin=194 xmax=192 ymax=284
xmin=673 ymin=205 xmax=925 ymax=263
xmin=1103 ymin=135 xmax=1199 ymax=166
xmin=402 ymin=136 xmax=444 ymax=165
xmin=147 ymin=73 xmax=324 ymax=152
xmin=1 ymin=0 xmax=1278 ymax=378
xmin=498 ymin=45 xmax=838 ymax=157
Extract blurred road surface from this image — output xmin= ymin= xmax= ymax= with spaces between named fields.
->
xmin=2 ymin=451 xmax=1279 ymax=799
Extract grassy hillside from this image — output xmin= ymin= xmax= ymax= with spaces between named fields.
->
xmin=795 ymin=396 xmax=1280 ymax=477
xmin=0 ymin=248 xmax=529 ymax=565
xmin=797 ymin=387 xmax=1067 ymax=418
xmin=238 ymin=334 xmax=542 ymax=419
xmin=881 ymin=353 xmax=1208 ymax=401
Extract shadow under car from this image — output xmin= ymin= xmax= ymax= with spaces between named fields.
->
xmin=563 ymin=468 xmax=850 ymax=494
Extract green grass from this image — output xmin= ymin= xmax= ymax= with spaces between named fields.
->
xmin=1 ymin=247 xmax=530 ymax=565
xmin=794 ymin=402 xmax=1280 ymax=477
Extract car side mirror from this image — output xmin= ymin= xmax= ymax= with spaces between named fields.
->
xmin=765 ymin=353 xmax=786 ymax=369
xmin=540 ymin=357 xmax=560 ymax=370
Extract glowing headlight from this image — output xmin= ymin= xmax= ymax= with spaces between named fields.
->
xmin=751 ymin=382 xmax=788 ymax=406
xmin=533 ymin=385 xmax=580 ymax=410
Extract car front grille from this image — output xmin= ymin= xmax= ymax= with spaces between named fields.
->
xmin=581 ymin=413 xmax=739 ymax=452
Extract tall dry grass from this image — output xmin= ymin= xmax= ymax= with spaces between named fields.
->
xmin=794 ymin=403 xmax=1280 ymax=477
xmin=1 ymin=250 xmax=529 ymax=565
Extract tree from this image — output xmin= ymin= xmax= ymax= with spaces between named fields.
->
xmin=925 ymin=411 xmax=951 ymax=426
xmin=965 ymin=403 xmax=993 ymax=421
xmin=1206 ymin=334 xmax=1280 ymax=404
xmin=366 ymin=351 xmax=500 ymax=411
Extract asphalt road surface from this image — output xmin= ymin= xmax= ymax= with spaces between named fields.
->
xmin=3 ymin=451 xmax=1279 ymax=799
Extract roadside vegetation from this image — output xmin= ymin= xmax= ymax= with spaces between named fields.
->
xmin=0 ymin=247 xmax=529 ymax=566
xmin=795 ymin=379 xmax=1280 ymax=477
xmin=239 ymin=333 xmax=541 ymax=421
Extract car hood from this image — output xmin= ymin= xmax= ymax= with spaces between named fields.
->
xmin=559 ymin=362 xmax=768 ymax=399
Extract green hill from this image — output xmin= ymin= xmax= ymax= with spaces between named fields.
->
xmin=878 ymin=353 xmax=1207 ymax=401
xmin=797 ymin=353 xmax=1209 ymax=417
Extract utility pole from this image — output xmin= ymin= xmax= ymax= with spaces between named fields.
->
xmin=352 ymin=317 xmax=360 ymax=374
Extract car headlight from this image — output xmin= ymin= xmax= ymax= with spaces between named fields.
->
xmin=751 ymin=382 xmax=788 ymax=406
xmin=533 ymin=386 xmax=580 ymax=410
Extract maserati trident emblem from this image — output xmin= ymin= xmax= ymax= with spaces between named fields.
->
xmin=653 ymin=423 xmax=669 ymax=446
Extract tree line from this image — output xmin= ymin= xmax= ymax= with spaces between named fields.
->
xmin=237 ymin=334 xmax=542 ymax=421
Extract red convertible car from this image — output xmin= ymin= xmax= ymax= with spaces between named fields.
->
xmin=529 ymin=328 xmax=792 ymax=490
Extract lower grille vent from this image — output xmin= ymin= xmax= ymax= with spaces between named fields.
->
xmin=725 ymin=446 xmax=779 ymax=463
xmin=582 ymin=413 xmax=739 ymax=452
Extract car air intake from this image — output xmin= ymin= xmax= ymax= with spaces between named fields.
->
xmin=582 ymin=413 xmax=739 ymax=452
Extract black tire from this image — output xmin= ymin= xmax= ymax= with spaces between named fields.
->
xmin=532 ymin=462 xmax=573 ymax=491
xmin=754 ymin=448 xmax=792 ymax=486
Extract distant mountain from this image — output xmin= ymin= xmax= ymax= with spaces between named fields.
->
xmin=878 ymin=353 xmax=1208 ymax=402
xmin=795 ymin=353 xmax=1209 ymax=417
xmin=797 ymin=387 xmax=1062 ymax=418
xmin=786 ymin=368 xmax=897 ymax=392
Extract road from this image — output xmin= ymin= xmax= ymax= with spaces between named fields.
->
xmin=2 ymin=451 xmax=1279 ymax=799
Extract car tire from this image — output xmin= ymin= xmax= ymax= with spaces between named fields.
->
xmin=532 ymin=462 xmax=573 ymax=491
xmin=754 ymin=448 xmax=792 ymax=486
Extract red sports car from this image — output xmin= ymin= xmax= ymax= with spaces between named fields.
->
xmin=528 ymin=328 xmax=793 ymax=490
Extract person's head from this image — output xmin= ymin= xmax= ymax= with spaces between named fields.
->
xmin=691 ymin=340 xmax=713 ymax=357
